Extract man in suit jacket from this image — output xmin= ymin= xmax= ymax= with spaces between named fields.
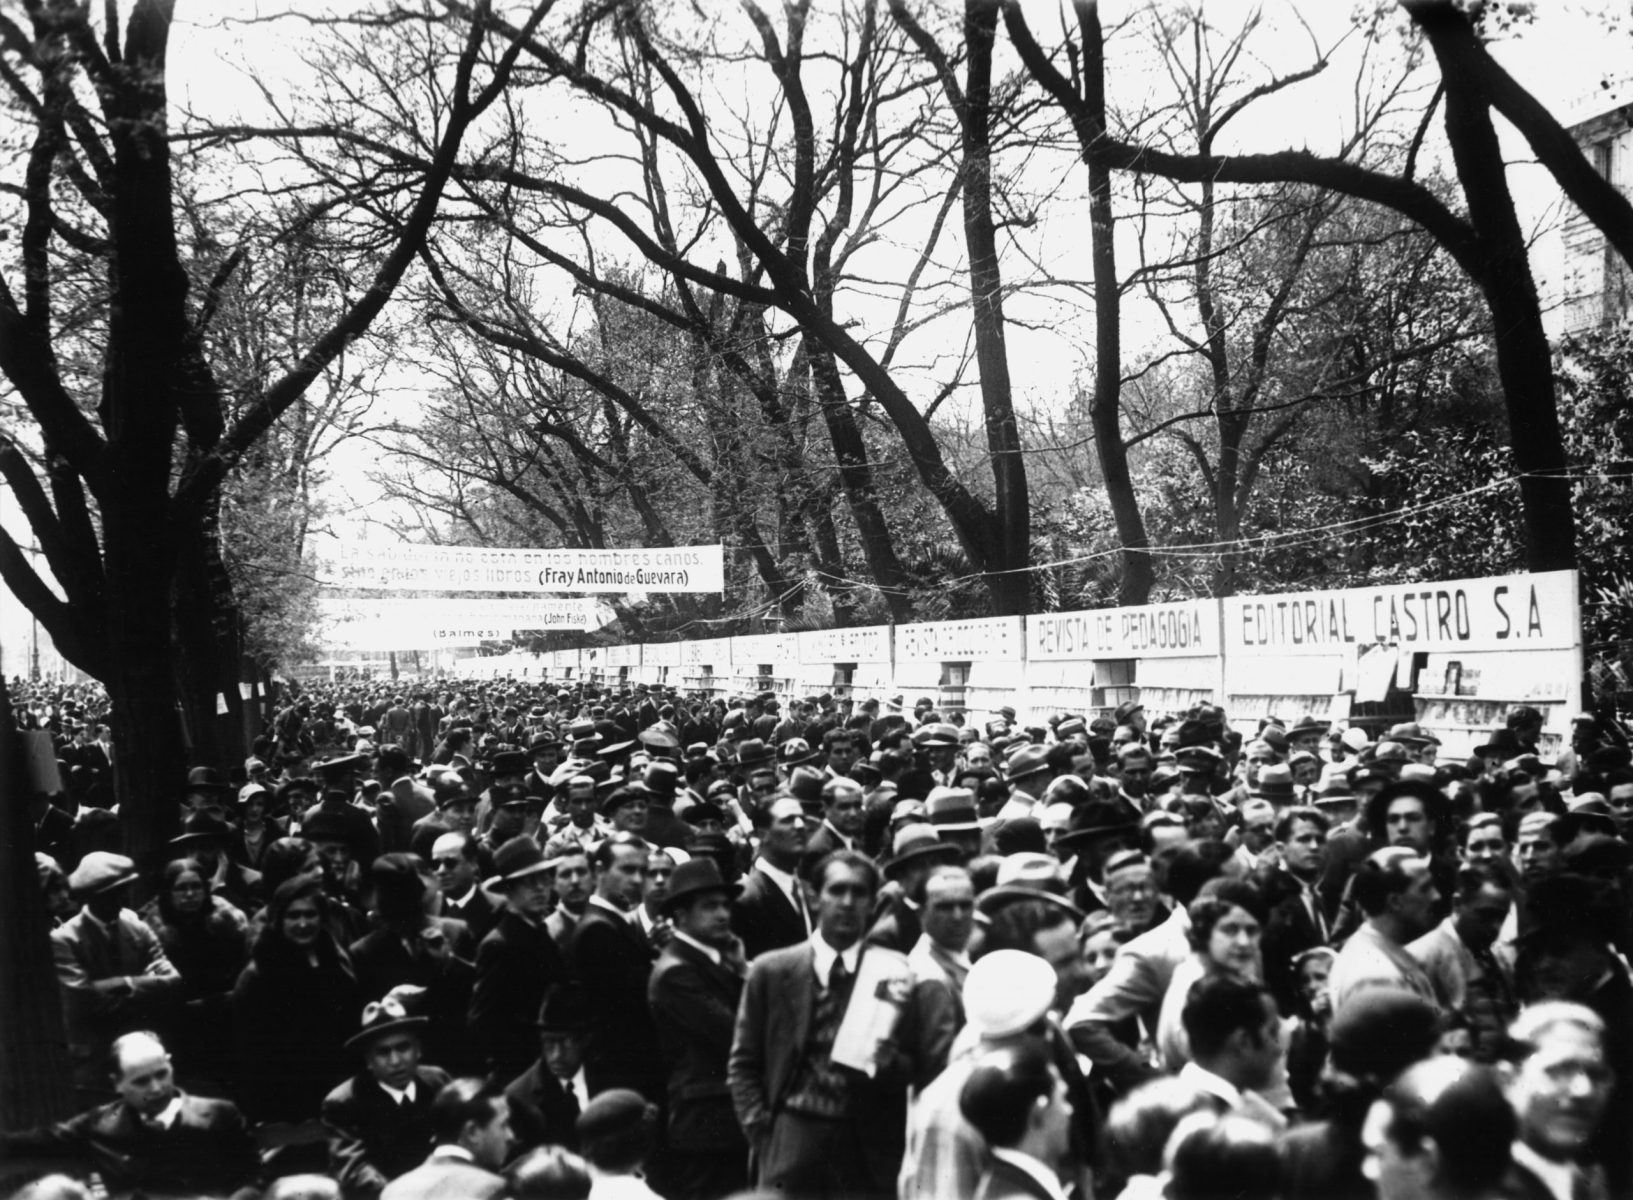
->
xmin=649 ymin=857 xmax=750 ymax=1200
xmin=804 ymin=777 xmax=864 ymax=860
xmin=0 ymin=1030 xmax=260 ymax=1200
xmin=958 ymin=1039 xmax=1075 ymax=1200
xmin=729 ymin=850 xmax=955 ymax=1200
xmin=430 ymin=831 xmax=499 ymax=940
xmin=324 ymin=998 xmax=453 ymax=1199
xmin=470 ymin=837 xmax=572 ymax=1083
xmin=351 ymin=854 xmax=479 ymax=1075
xmin=1256 ymin=806 xmax=1334 ymax=1015
xmin=504 ymin=986 xmax=589 ymax=1153
xmin=51 ymin=853 xmax=183 ymax=1097
xmin=731 ymin=796 xmax=812 ymax=960
xmin=570 ymin=833 xmax=664 ymax=1100
xmin=380 ymin=1078 xmax=511 ymax=1200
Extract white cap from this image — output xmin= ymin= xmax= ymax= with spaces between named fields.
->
xmin=1341 ymin=726 xmax=1371 ymax=753
xmin=964 ymin=950 xmax=1056 ymax=1038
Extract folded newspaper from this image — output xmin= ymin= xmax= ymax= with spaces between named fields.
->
xmin=830 ymin=950 xmax=913 ymax=1077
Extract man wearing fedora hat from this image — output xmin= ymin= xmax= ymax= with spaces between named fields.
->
xmin=1053 ymin=798 xmax=1140 ymax=917
xmin=52 ymin=852 xmax=182 ymax=1098
xmin=470 ymin=836 xmax=572 ymax=1084
xmin=323 ymin=996 xmax=452 ymax=1200
xmin=867 ymin=823 xmax=963 ymax=955
xmin=649 ymin=856 xmax=751 ymax=1200
xmin=505 ymin=984 xmax=591 ymax=1154
xmin=993 ymin=745 xmax=1054 ymax=823
xmin=171 ymin=808 xmax=264 ymax=915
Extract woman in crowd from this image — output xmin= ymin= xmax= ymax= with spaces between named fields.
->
xmin=234 ymin=782 xmax=285 ymax=869
xmin=1155 ymin=879 xmax=1270 ymax=1071
xmin=142 ymin=857 xmax=249 ymax=1091
xmin=232 ymin=873 xmax=360 ymax=1126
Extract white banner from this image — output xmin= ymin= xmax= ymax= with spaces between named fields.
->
xmin=1028 ymin=600 xmax=1222 ymax=661
xmin=314 ymin=540 xmax=725 ymax=594
xmin=316 ymin=598 xmax=608 ymax=650
xmin=896 ymin=616 xmax=1024 ymax=662
xmin=1223 ymin=570 xmax=1579 ymax=655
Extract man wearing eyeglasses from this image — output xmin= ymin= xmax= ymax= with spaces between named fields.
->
xmin=1503 ymin=1003 xmax=1616 ymax=1200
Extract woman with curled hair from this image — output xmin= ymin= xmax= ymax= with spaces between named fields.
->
xmin=140 ymin=857 xmax=248 ymax=1091
xmin=1154 ymin=879 xmax=1271 ymax=1071
xmin=231 ymin=873 xmax=359 ymax=1125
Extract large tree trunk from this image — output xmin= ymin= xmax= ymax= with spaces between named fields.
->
xmin=102 ymin=533 xmax=189 ymax=871
xmin=959 ymin=1 xmax=1031 ymax=616
xmin=1080 ymin=1 xmax=1155 ymax=606
xmin=1419 ymin=13 xmax=1577 ymax=571
xmin=0 ymin=676 xmax=74 ymax=1130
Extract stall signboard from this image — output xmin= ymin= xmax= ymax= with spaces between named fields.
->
xmin=1027 ymin=600 xmax=1222 ymax=661
xmin=605 ymin=644 xmax=641 ymax=668
xmin=895 ymin=616 xmax=1023 ymax=662
xmin=681 ymin=637 xmax=733 ymax=667
xmin=315 ymin=540 xmax=726 ymax=594
xmin=643 ymin=642 xmax=682 ymax=668
xmin=1223 ymin=571 xmax=1579 ymax=656
xmin=731 ymin=633 xmax=800 ymax=665
xmin=798 ymin=625 xmax=892 ymax=664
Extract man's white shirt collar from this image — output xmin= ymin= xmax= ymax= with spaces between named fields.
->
xmin=821 ymin=819 xmax=854 ymax=850
xmin=141 ymin=1095 xmax=184 ymax=1129
xmin=1178 ymin=1061 xmax=1241 ymax=1110
xmin=673 ymin=929 xmax=722 ymax=965
xmin=989 ymin=1148 xmax=1070 ymax=1200
xmin=810 ymin=933 xmax=862 ymax=989
xmin=1511 ymin=1139 xmax=1578 ymax=1200
xmin=589 ymin=894 xmax=635 ymax=923
xmin=431 ymin=1143 xmax=473 ymax=1162
xmin=378 ymin=1079 xmax=417 ymax=1106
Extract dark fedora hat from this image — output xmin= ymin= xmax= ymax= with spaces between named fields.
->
xmin=344 ymin=994 xmax=428 ymax=1052
xmin=488 ymin=749 xmax=529 ymax=776
xmin=185 ymin=765 xmax=234 ymax=794
xmin=537 ymin=983 xmax=591 ymax=1031
xmin=170 ymin=808 xmax=235 ymax=846
xmin=484 ymin=835 xmax=558 ymax=889
xmin=659 ymin=856 xmax=742 ymax=915
xmin=1054 ymin=798 xmax=1139 ymax=849
xmin=883 ymin=823 xmax=962 ymax=878
xmin=735 ymin=738 xmax=774 ymax=768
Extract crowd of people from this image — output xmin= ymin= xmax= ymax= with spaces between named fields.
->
xmin=8 ymin=676 xmax=1633 ymax=1200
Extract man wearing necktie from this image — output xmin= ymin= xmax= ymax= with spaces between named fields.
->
xmin=650 ymin=857 xmax=752 ymax=1200
xmin=322 ymin=997 xmax=452 ymax=1200
xmin=570 ymin=832 xmax=666 ymax=1103
xmin=504 ymin=985 xmax=591 ymax=1153
xmin=729 ymin=850 xmax=956 ymax=1200
xmin=1256 ymin=806 xmax=1334 ymax=1017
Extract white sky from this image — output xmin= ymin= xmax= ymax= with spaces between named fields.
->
xmin=157 ymin=0 xmax=1633 ymax=543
